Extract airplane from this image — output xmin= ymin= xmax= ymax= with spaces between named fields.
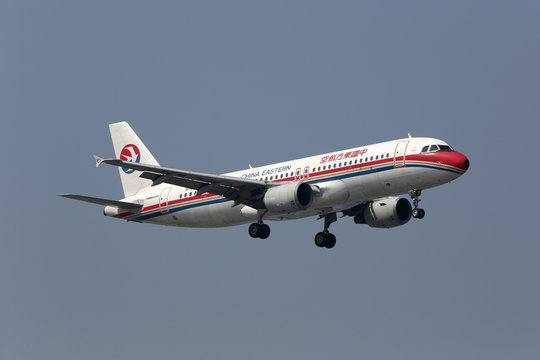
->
xmin=60 ymin=122 xmax=469 ymax=248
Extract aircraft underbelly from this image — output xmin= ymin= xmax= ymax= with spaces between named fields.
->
xmin=146 ymin=200 xmax=250 ymax=228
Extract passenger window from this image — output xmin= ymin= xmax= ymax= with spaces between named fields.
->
xmin=376 ymin=155 xmax=379 ymax=160
xmin=333 ymin=164 xmax=337 ymax=168
xmin=280 ymin=174 xmax=283 ymax=179
xmin=339 ymin=163 xmax=342 ymax=167
xmin=370 ymin=156 xmax=373 ymax=161
xmin=265 ymin=177 xmax=268 ymax=181
xmin=270 ymin=176 xmax=273 ymax=180
xmin=421 ymin=145 xmax=429 ymax=153
xmin=387 ymin=153 xmax=390 ymax=158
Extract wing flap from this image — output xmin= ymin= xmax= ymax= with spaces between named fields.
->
xmin=139 ymin=172 xmax=233 ymax=196
xmin=100 ymin=158 xmax=272 ymax=209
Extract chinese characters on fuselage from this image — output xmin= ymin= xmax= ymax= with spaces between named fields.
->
xmin=320 ymin=148 xmax=368 ymax=164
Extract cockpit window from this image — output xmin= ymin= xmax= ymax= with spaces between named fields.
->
xmin=422 ymin=144 xmax=454 ymax=153
xmin=438 ymin=145 xmax=452 ymax=151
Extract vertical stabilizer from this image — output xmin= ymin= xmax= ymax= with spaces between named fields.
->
xmin=109 ymin=122 xmax=160 ymax=197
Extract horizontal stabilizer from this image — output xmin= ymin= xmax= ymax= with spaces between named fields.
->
xmin=59 ymin=194 xmax=143 ymax=210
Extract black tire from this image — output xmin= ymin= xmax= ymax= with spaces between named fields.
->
xmin=314 ymin=232 xmax=326 ymax=247
xmin=417 ymin=208 xmax=425 ymax=219
xmin=325 ymin=233 xmax=336 ymax=249
xmin=259 ymin=224 xmax=271 ymax=239
xmin=248 ymin=223 xmax=260 ymax=238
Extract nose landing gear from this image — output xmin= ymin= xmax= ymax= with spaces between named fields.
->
xmin=408 ymin=189 xmax=426 ymax=219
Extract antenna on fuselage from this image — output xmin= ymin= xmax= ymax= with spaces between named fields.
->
xmin=408 ymin=133 xmax=412 ymax=138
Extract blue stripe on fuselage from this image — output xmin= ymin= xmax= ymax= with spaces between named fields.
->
xmin=131 ymin=162 xmax=462 ymax=221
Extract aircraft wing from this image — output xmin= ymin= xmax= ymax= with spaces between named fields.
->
xmin=98 ymin=158 xmax=274 ymax=209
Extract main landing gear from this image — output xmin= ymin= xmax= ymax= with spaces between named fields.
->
xmin=248 ymin=211 xmax=339 ymax=249
xmin=248 ymin=222 xmax=270 ymax=239
xmin=408 ymin=189 xmax=426 ymax=219
xmin=248 ymin=209 xmax=271 ymax=239
xmin=314 ymin=213 xmax=337 ymax=249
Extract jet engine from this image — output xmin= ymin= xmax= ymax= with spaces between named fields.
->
xmin=353 ymin=197 xmax=412 ymax=228
xmin=264 ymin=182 xmax=313 ymax=213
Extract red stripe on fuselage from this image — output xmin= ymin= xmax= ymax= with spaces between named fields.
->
xmin=115 ymin=152 xmax=467 ymax=218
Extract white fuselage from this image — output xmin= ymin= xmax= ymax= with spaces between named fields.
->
xmin=111 ymin=137 xmax=468 ymax=228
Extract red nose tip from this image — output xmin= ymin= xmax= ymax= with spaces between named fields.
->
xmin=453 ymin=153 xmax=470 ymax=171
xmin=430 ymin=151 xmax=469 ymax=171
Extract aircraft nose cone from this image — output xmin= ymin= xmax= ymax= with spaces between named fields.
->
xmin=431 ymin=151 xmax=469 ymax=172
xmin=451 ymin=152 xmax=470 ymax=172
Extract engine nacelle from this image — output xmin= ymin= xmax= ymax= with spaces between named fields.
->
xmin=354 ymin=197 xmax=412 ymax=228
xmin=263 ymin=182 xmax=313 ymax=213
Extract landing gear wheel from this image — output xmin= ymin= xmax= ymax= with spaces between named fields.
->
xmin=248 ymin=223 xmax=271 ymax=239
xmin=259 ymin=224 xmax=271 ymax=239
xmin=412 ymin=208 xmax=426 ymax=219
xmin=314 ymin=232 xmax=337 ymax=249
xmin=325 ymin=233 xmax=336 ymax=249
xmin=314 ymin=232 xmax=326 ymax=247
xmin=248 ymin=223 xmax=260 ymax=238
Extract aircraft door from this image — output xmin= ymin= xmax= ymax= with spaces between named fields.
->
xmin=295 ymin=166 xmax=310 ymax=181
xmin=394 ymin=141 xmax=409 ymax=167
xmin=159 ymin=187 xmax=172 ymax=214
xmin=303 ymin=166 xmax=310 ymax=180
xmin=295 ymin=168 xmax=301 ymax=181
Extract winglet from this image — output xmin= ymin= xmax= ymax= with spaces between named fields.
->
xmin=93 ymin=155 xmax=103 ymax=168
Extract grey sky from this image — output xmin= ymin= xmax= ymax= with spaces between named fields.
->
xmin=2 ymin=1 xmax=539 ymax=359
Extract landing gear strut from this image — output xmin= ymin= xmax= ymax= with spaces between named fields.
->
xmin=408 ymin=189 xmax=426 ymax=219
xmin=248 ymin=209 xmax=270 ymax=239
xmin=314 ymin=212 xmax=337 ymax=249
